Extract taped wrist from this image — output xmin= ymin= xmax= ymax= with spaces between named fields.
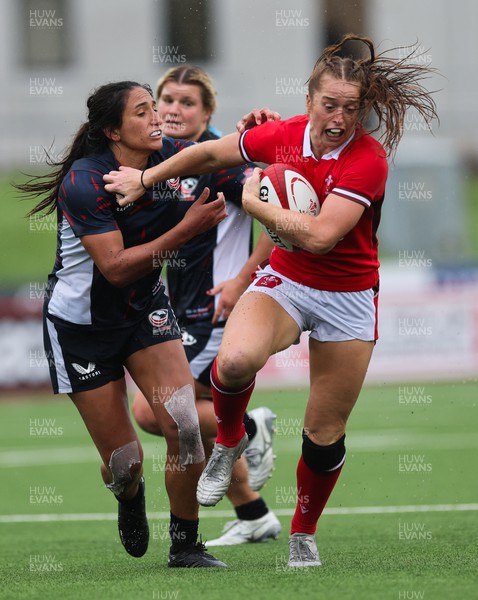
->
xmin=302 ymin=432 xmax=346 ymax=474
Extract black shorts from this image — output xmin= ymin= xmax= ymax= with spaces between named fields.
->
xmin=44 ymin=292 xmax=181 ymax=394
xmin=180 ymin=321 xmax=225 ymax=387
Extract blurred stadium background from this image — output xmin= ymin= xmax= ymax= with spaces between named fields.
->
xmin=1 ymin=0 xmax=478 ymax=391
xmin=1 ymin=2 xmax=477 ymax=598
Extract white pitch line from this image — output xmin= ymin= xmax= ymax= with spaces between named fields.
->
xmin=1 ymin=503 xmax=477 ymax=524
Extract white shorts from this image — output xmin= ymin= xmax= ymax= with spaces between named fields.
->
xmin=245 ymin=265 xmax=378 ymax=342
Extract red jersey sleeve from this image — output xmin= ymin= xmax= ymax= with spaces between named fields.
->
xmin=239 ymin=117 xmax=306 ymax=165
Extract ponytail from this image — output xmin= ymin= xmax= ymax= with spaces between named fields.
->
xmin=308 ymin=34 xmax=439 ymax=156
xmin=20 ymin=123 xmax=90 ymax=216
xmin=17 ymin=80 xmax=152 ymax=216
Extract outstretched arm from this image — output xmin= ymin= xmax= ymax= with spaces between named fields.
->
xmin=103 ymin=133 xmax=244 ymax=206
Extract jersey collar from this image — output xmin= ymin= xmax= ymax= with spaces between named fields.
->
xmin=303 ymin=121 xmax=356 ymax=161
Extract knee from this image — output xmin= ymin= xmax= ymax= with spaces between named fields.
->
xmin=302 ymin=432 xmax=346 ymax=474
xmin=105 ymin=440 xmax=143 ymax=496
xmin=216 ymin=347 xmax=262 ymax=385
xmin=132 ymin=393 xmax=163 ymax=436
xmin=304 ymin=417 xmax=347 ymax=446
xmin=163 ymin=384 xmax=205 ymax=465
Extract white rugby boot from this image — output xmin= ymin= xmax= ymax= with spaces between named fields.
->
xmin=244 ymin=407 xmax=276 ymax=491
xmin=197 ymin=434 xmax=249 ymax=506
xmin=206 ymin=511 xmax=282 ymax=546
xmin=287 ymin=533 xmax=322 ymax=567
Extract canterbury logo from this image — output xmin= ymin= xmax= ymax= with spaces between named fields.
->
xmin=181 ymin=331 xmax=197 ymax=346
xmin=72 ymin=362 xmax=97 ymax=375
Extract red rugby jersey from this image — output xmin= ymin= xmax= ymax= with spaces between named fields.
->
xmin=240 ymin=115 xmax=388 ymax=291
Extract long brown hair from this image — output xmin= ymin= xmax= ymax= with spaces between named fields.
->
xmin=18 ymin=81 xmax=153 ymax=217
xmin=308 ymin=34 xmax=439 ymax=156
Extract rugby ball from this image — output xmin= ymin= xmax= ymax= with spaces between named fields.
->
xmin=259 ymin=164 xmax=320 ymax=251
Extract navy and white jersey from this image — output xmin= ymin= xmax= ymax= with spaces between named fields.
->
xmin=45 ymin=138 xmax=194 ymax=329
xmin=166 ymin=130 xmax=255 ymax=325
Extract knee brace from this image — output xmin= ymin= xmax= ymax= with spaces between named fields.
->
xmin=164 ymin=384 xmax=205 ymax=465
xmin=302 ymin=432 xmax=346 ymax=474
xmin=106 ymin=440 xmax=142 ymax=496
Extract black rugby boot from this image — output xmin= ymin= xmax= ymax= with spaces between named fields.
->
xmin=168 ymin=540 xmax=227 ymax=568
xmin=116 ymin=476 xmax=149 ymax=557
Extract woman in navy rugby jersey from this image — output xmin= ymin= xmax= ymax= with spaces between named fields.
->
xmin=19 ymin=81 xmax=228 ymax=568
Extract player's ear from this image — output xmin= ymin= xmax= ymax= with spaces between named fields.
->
xmin=306 ymin=94 xmax=311 ymax=117
xmin=104 ymin=128 xmax=120 ymax=142
xmin=202 ymin=109 xmax=212 ymax=126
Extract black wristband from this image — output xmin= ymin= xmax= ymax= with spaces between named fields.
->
xmin=140 ymin=169 xmax=148 ymax=190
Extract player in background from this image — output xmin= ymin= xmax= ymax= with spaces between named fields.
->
xmin=18 ymin=81 xmax=229 ymax=568
xmin=131 ymin=65 xmax=281 ymax=546
xmin=103 ymin=35 xmax=438 ymax=567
